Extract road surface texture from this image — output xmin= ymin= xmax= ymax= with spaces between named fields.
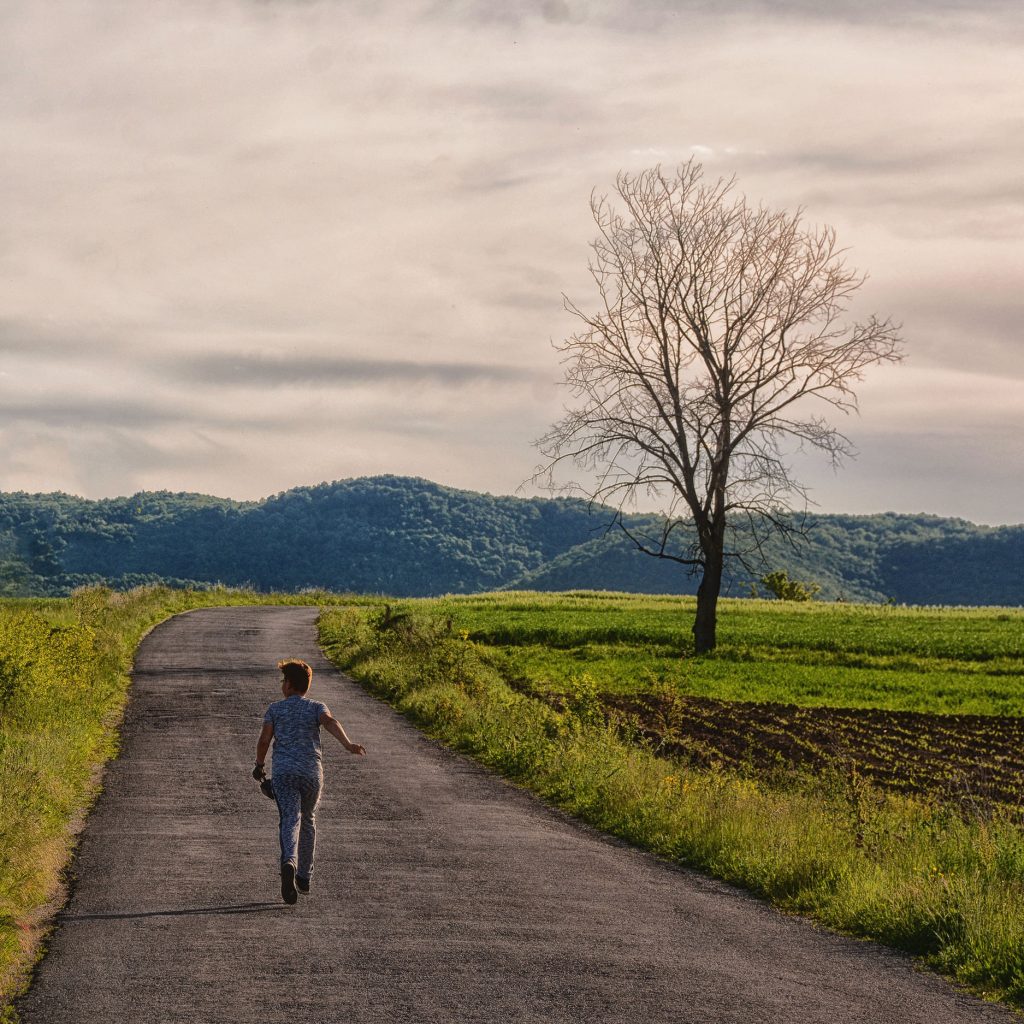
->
xmin=19 ymin=607 xmax=1014 ymax=1024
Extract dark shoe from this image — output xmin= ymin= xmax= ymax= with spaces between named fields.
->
xmin=296 ymin=875 xmax=310 ymax=895
xmin=280 ymin=863 xmax=298 ymax=905
xmin=260 ymin=778 xmax=275 ymax=800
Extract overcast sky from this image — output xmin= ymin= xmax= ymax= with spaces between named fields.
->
xmin=2 ymin=0 xmax=1022 ymax=524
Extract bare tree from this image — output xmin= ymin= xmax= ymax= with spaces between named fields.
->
xmin=535 ymin=162 xmax=902 ymax=653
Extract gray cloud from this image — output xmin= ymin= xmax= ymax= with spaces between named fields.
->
xmin=0 ymin=319 xmax=115 ymax=357
xmin=1 ymin=0 xmax=1020 ymax=520
xmin=772 ymin=147 xmax=1024 ymax=224
xmin=421 ymin=0 xmax=1024 ymax=35
xmin=791 ymin=423 xmax=1024 ymax=527
xmin=881 ymin=293 xmax=1024 ymax=380
xmin=720 ymin=0 xmax=1023 ymax=28
xmin=0 ymin=398 xmax=196 ymax=431
xmin=167 ymin=354 xmax=546 ymax=389
xmin=0 ymin=422 xmax=242 ymax=499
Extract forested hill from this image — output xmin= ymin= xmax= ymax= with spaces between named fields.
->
xmin=0 ymin=476 xmax=1021 ymax=605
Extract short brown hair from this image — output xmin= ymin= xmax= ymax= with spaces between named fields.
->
xmin=278 ymin=659 xmax=313 ymax=694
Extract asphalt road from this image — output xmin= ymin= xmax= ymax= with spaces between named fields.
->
xmin=18 ymin=607 xmax=1015 ymax=1024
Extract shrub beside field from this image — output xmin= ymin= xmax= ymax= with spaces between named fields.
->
xmin=319 ymin=596 xmax=1024 ymax=1008
xmin=0 ymin=586 xmax=330 ymax=1017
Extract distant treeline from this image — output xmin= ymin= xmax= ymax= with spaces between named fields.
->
xmin=0 ymin=475 xmax=1021 ymax=605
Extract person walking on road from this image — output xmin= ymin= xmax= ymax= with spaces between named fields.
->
xmin=253 ymin=659 xmax=366 ymax=904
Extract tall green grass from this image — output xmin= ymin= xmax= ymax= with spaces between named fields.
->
xmin=0 ymin=586 xmax=335 ymax=1016
xmin=319 ymin=600 xmax=1024 ymax=1009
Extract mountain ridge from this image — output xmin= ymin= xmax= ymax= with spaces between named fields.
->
xmin=0 ymin=475 xmax=1020 ymax=605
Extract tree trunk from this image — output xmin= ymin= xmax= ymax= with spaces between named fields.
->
xmin=692 ymin=549 xmax=724 ymax=654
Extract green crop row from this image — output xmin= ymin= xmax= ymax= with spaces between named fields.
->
xmin=443 ymin=591 xmax=1024 ymax=661
xmin=420 ymin=592 xmax=1024 ymax=717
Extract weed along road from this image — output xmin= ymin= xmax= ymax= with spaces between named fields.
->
xmin=19 ymin=608 xmax=1013 ymax=1024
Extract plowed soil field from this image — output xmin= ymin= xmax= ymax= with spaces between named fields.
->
xmin=601 ymin=692 xmax=1024 ymax=809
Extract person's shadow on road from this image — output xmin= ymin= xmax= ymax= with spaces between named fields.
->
xmin=60 ymin=902 xmax=283 ymax=921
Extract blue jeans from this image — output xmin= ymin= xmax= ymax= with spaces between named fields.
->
xmin=273 ymin=773 xmax=322 ymax=878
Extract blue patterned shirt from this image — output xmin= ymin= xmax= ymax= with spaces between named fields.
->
xmin=264 ymin=695 xmax=330 ymax=778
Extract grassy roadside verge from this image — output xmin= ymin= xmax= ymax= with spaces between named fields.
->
xmin=0 ymin=585 xmax=330 ymax=1017
xmin=319 ymin=601 xmax=1024 ymax=1011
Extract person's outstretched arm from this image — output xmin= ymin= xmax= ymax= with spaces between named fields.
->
xmin=320 ymin=711 xmax=366 ymax=756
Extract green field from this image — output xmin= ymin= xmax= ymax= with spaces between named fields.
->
xmin=319 ymin=592 xmax=1024 ymax=1008
xmin=427 ymin=592 xmax=1024 ymax=716
xmin=417 ymin=593 xmax=1024 ymax=807
xmin=5 ymin=587 xmax=1024 ymax=1016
